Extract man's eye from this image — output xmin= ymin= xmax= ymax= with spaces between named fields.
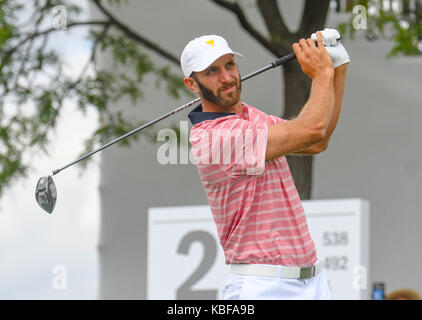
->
xmin=207 ymin=68 xmax=216 ymax=75
xmin=226 ymin=62 xmax=234 ymax=68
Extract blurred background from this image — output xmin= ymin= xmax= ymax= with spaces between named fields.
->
xmin=1 ymin=0 xmax=421 ymax=299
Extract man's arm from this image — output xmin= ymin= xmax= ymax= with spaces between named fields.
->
xmin=265 ymin=33 xmax=336 ymax=161
xmin=290 ymin=63 xmax=348 ymax=155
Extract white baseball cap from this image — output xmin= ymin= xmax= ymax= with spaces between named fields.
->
xmin=180 ymin=35 xmax=244 ymax=78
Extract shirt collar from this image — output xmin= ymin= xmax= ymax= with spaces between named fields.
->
xmin=187 ymin=103 xmax=236 ymax=125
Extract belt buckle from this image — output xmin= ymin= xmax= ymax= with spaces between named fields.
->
xmin=299 ymin=266 xmax=315 ymax=279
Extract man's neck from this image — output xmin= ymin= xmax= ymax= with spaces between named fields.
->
xmin=201 ymin=99 xmax=242 ymax=114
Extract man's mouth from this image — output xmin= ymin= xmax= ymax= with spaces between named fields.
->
xmin=220 ymin=83 xmax=236 ymax=93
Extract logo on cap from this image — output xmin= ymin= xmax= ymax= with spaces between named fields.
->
xmin=205 ymin=39 xmax=216 ymax=47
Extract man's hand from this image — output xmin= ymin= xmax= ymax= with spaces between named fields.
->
xmin=311 ymin=28 xmax=351 ymax=68
xmin=311 ymin=28 xmax=341 ymax=46
xmin=292 ymin=32 xmax=334 ymax=79
xmin=325 ymin=43 xmax=351 ymax=68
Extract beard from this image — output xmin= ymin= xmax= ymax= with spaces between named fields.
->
xmin=192 ymin=72 xmax=241 ymax=108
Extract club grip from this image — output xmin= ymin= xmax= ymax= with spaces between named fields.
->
xmin=272 ymin=52 xmax=296 ymax=67
xmin=273 ymin=36 xmax=342 ymax=67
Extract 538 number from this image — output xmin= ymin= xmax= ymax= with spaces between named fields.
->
xmin=322 ymin=231 xmax=348 ymax=246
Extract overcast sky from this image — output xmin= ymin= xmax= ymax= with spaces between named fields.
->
xmin=0 ymin=1 xmax=100 ymax=299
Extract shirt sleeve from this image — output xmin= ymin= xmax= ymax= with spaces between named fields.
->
xmin=267 ymin=114 xmax=287 ymax=126
xmin=190 ymin=117 xmax=269 ymax=177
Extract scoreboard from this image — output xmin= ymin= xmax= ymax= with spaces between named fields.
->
xmin=147 ymin=199 xmax=370 ymax=300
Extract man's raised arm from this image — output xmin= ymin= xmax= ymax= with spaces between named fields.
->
xmin=290 ymin=63 xmax=348 ymax=155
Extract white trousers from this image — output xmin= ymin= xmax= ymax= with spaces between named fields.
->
xmin=221 ymin=269 xmax=332 ymax=300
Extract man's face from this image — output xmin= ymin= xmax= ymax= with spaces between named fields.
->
xmin=191 ymin=54 xmax=241 ymax=108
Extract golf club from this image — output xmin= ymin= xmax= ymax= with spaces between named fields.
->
xmin=35 ymin=52 xmax=297 ymax=214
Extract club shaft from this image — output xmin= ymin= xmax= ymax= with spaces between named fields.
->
xmin=240 ymin=52 xmax=296 ymax=81
xmin=52 ymin=97 xmax=201 ymax=175
xmin=52 ymin=52 xmax=297 ymax=176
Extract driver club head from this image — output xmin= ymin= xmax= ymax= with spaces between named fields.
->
xmin=35 ymin=175 xmax=57 ymax=214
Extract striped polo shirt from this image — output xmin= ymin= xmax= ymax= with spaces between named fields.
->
xmin=188 ymin=102 xmax=317 ymax=267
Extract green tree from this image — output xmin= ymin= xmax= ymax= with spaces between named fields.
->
xmin=0 ymin=0 xmax=420 ymax=200
xmin=0 ymin=0 xmax=191 ymax=198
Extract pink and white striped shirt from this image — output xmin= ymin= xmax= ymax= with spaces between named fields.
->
xmin=188 ymin=102 xmax=317 ymax=267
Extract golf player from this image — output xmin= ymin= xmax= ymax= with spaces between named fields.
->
xmin=182 ymin=30 xmax=349 ymax=300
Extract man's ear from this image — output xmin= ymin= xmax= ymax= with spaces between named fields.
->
xmin=184 ymin=77 xmax=200 ymax=95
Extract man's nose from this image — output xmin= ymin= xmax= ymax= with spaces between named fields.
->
xmin=219 ymin=69 xmax=232 ymax=83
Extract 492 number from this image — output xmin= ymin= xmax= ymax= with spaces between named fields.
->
xmin=323 ymin=256 xmax=348 ymax=270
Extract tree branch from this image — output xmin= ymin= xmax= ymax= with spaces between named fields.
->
xmin=210 ymin=0 xmax=282 ymax=56
xmin=72 ymin=24 xmax=111 ymax=91
xmin=295 ymin=0 xmax=331 ymax=38
xmin=1 ymin=21 xmax=110 ymax=65
xmin=14 ymin=38 xmax=35 ymax=91
xmin=256 ymin=0 xmax=294 ymax=54
xmin=90 ymin=0 xmax=180 ymax=66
